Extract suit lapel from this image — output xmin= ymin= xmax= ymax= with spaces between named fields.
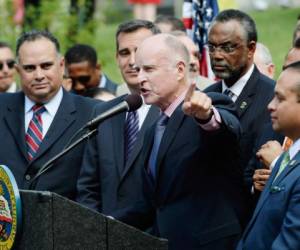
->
xmin=243 ymin=152 xmax=300 ymax=240
xmin=121 ymin=105 xmax=159 ymax=180
xmin=32 ymin=91 xmax=76 ymax=162
xmin=3 ymin=93 xmax=28 ymax=161
xmin=155 ymin=104 xmax=185 ymax=181
xmin=235 ymin=67 xmax=260 ymax=118
xmin=112 ymin=112 xmax=126 ymax=177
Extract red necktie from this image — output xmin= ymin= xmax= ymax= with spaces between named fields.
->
xmin=25 ymin=104 xmax=45 ymax=161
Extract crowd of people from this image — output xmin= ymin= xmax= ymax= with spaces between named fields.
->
xmin=0 ymin=8 xmax=300 ymax=250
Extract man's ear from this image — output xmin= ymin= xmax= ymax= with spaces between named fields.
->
xmin=176 ymin=61 xmax=186 ymax=81
xmin=248 ymin=41 xmax=256 ymax=59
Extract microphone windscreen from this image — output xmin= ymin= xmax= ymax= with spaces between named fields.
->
xmin=125 ymin=94 xmax=143 ymax=111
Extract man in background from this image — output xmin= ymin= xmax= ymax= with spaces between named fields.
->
xmin=254 ymin=42 xmax=275 ymax=79
xmin=0 ymin=42 xmax=18 ymax=93
xmin=65 ymin=44 xmax=118 ymax=95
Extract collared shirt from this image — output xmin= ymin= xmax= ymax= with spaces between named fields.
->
xmin=25 ymin=87 xmax=63 ymax=137
xmin=271 ymin=138 xmax=300 ymax=170
xmin=6 ymin=82 xmax=17 ymax=93
xmin=222 ymin=64 xmax=255 ymax=102
xmin=163 ymin=88 xmax=221 ymax=130
xmin=99 ymin=74 xmax=106 ymax=88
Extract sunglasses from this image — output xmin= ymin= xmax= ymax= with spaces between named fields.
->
xmin=0 ymin=60 xmax=15 ymax=70
xmin=70 ymin=75 xmax=91 ymax=85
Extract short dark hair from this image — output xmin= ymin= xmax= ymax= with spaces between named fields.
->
xmin=212 ymin=9 xmax=257 ymax=43
xmin=282 ymin=60 xmax=300 ymax=101
xmin=154 ymin=15 xmax=186 ymax=32
xmin=16 ymin=30 xmax=60 ymax=57
xmin=294 ymin=37 xmax=300 ymax=48
xmin=65 ymin=44 xmax=97 ymax=67
xmin=0 ymin=42 xmax=11 ymax=50
xmin=116 ymin=19 xmax=161 ymax=50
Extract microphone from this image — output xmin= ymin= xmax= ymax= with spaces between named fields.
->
xmin=28 ymin=94 xmax=143 ymax=190
xmin=84 ymin=94 xmax=143 ymax=130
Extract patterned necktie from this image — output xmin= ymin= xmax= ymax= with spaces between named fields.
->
xmin=274 ymin=151 xmax=290 ymax=180
xmin=26 ymin=104 xmax=46 ymax=161
xmin=124 ymin=111 xmax=139 ymax=164
xmin=223 ymin=89 xmax=235 ymax=99
xmin=148 ymin=113 xmax=169 ymax=180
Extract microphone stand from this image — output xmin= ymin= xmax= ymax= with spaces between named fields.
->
xmin=29 ymin=127 xmax=98 ymax=190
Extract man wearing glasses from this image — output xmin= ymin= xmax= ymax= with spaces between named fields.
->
xmin=205 ymin=9 xmax=275 ymax=226
xmin=0 ymin=42 xmax=18 ymax=93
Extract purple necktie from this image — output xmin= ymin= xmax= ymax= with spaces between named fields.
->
xmin=124 ymin=111 xmax=139 ymax=164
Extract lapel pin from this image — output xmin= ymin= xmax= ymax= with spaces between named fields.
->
xmin=240 ymin=101 xmax=247 ymax=109
xmin=289 ymin=160 xmax=297 ymax=166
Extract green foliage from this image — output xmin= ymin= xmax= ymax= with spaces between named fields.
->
xmin=250 ymin=7 xmax=300 ymax=79
xmin=0 ymin=2 xmax=299 ymax=83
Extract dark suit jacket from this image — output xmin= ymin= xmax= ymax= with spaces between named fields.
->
xmin=114 ymin=93 xmax=246 ymax=250
xmin=76 ymin=95 xmax=159 ymax=214
xmin=103 ymin=74 xmax=118 ymax=94
xmin=205 ymin=67 xmax=275 ymax=168
xmin=237 ymin=151 xmax=300 ymax=250
xmin=0 ymin=90 xmax=97 ymax=200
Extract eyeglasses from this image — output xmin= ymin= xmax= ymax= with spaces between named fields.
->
xmin=70 ymin=75 xmax=91 ymax=85
xmin=208 ymin=43 xmax=241 ymax=54
xmin=0 ymin=60 xmax=15 ymax=70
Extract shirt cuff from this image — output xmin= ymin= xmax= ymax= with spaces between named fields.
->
xmin=197 ymin=107 xmax=221 ymax=131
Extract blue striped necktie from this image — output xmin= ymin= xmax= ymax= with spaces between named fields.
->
xmin=148 ymin=113 xmax=169 ymax=180
xmin=124 ymin=111 xmax=139 ymax=164
xmin=26 ymin=104 xmax=46 ymax=161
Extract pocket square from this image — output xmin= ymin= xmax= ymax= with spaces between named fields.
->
xmin=270 ymin=185 xmax=285 ymax=193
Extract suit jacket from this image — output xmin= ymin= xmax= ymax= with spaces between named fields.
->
xmin=114 ymin=92 xmax=246 ymax=250
xmin=103 ymin=74 xmax=118 ymax=94
xmin=76 ymin=95 xmax=160 ymax=214
xmin=237 ymin=151 xmax=300 ymax=250
xmin=205 ymin=67 xmax=275 ymax=168
xmin=0 ymin=90 xmax=97 ymax=200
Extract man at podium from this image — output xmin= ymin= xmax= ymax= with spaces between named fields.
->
xmin=0 ymin=30 xmax=97 ymax=200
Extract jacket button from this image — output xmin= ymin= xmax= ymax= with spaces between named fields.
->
xmin=25 ymin=174 xmax=31 ymax=181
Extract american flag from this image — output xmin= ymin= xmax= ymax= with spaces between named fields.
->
xmin=182 ymin=0 xmax=219 ymax=79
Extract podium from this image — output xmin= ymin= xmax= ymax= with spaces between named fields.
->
xmin=15 ymin=190 xmax=168 ymax=249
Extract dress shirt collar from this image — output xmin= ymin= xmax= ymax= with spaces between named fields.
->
xmin=163 ymin=89 xmax=188 ymax=118
xmin=222 ymin=64 xmax=255 ymax=100
xmin=99 ymin=74 xmax=106 ymax=88
xmin=288 ymin=138 xmax=300 ymax=160
xmin=25 ymin=87 xmax=63 ymax=116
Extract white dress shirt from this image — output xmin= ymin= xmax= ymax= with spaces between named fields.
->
xmin=222 ymin=64 xmax=255 ymax=102
xmin=24 ymin=87 xmax=63 ymax=137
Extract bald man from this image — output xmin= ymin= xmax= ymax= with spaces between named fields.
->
xmin=114 ymin=34 xmax=245 ymax=250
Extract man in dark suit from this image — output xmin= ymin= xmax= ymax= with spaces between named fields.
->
xmin=65 ymin=44 xmax=118 ymax=95
xmin=205 ymin=9 xmax=275 ymax=169
xmin=113 ymin=33 xmax=244 ymax=250
xmin=237 ymin=61 xmax=300 ymax=250
xmin=76 ymin=20 xmax=161 ymax=214
xmin=244 ymin=38 xmax=300 ymax=207
xmin=0 ymin=30 xmax=97 ymax=200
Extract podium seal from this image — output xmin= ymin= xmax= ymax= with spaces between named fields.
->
xmin=0 ymin=165 xmax=21 ymax=249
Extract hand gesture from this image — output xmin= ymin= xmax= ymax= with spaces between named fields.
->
xmin=182 ymin=83 xmax=213 ymax=120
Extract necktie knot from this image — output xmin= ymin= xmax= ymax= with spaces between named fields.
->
xmin=157 ymin=113 xmax=169 ymax=126
xmin=32 ymin=104 xmax=46 ymax=115
xmin=223 ymin=89 xmax=235 ymax=99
